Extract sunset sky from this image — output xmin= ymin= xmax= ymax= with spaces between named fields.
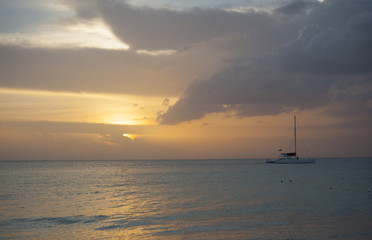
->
xmin=1 ymin=0 xmax=371 ymax=160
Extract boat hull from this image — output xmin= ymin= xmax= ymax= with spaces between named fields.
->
xmin=266 ymin=158 xmax=316 ymax=164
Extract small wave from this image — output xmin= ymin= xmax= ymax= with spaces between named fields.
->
xmin=109 ymin=204 xmax=126 ymax=208
xmin=109 ymin=183 xmax=130 ymax=187
xmin=95 ymin=219 xmax=153 ymax=231
xmin=83 ymin=215 xmax=110 ymax=223
xmin=156 ymin=225 xmax=242 ymax=235
xmin=36 ymin=217 xmax=81 ymax=225
xmin=0 ymin=193 xmax=15 ymax=200
xmin=0 ymin=215 xmax=110 ymax=229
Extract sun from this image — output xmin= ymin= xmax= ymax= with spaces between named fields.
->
xmin=122 ymin=133 xmax=135 ymax=140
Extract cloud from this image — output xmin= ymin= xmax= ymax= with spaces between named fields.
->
xmin=0 ymin=0 xmax=314 ymax=96
xmin=64 ymin=0 xmax=274 ymax=51
xmin=159 ymin=3 xmax=372 ymax=124
xmin=0 ymin=46 xmax=190 ymax=96
xmin=0 ymin=120 xmax=150 ymax=135
xmin=0 ymin=21 xmax=129 ymax=50
xmin=101 ymin=132 xmax=133 ymax=145
xmin=0 ymin=120 xmax=150 ymax=146
xmin=1 ymin=0 xmax=372 ymax=123
xmin=272 ymin=12 xmax=372 ymax=74
xmin=162 ymin=98 xmax=170 ymax=107
xmin=158 ymin=60 xmax=333 ymax=124
xmin=136 ymin=49 xmax=177 ymax=56
xmin=0 ymin=120 xmax=154 ymax=160
xmin=0 ymin=1 xmax=129 ymax=50
xmin=274 ymin=0 xmax=319 ymax=16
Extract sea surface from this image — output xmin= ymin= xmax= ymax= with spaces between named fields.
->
xmin=1 ymin=158 xmax=372 ymax=240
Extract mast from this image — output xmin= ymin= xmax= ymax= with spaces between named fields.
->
xmin=294 ymin=115 xmax=297 ymax=158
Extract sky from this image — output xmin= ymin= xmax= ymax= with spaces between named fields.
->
xmin=0 ymin=0 xmax=371 ymax=160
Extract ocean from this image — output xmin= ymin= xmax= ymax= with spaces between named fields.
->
xmin=1 ymin=158 xmax=372 ymax=240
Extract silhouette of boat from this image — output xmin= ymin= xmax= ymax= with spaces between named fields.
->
xmin=266 ymin=116 xmax=315 ymax=164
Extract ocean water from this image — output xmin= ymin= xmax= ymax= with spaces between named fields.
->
xmin=1 ymin=158 xmax=372 ymax=240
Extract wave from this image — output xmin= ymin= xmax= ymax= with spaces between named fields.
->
xmin=0 ymin=215 xmax=110 ymax=229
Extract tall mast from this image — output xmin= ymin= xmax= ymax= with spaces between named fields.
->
xmin=294 ymin=115 xmax=297 ymax=157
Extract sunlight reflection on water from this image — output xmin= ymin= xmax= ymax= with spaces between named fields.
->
xmin=1 ymin=158 xmax=372 ymax=239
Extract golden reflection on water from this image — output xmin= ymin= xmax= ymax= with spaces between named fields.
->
xmin=2 ymin=159 xmax=372 ymax=239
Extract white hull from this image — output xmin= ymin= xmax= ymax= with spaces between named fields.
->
xmin=266 ymin=158 xmax=316 ymax=164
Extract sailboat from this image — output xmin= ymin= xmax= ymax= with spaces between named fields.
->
xmin=266 ymin=116 xmax=316 ymax=164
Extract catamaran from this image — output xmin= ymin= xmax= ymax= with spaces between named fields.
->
xmin=266 ymin=116 xmax=316 ymax=164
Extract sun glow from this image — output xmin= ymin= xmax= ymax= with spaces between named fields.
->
xmin=122 ymin=133 xmax=135 ymax=140
xmin=0 ymin=88 xmax=169 ymax=125
xmin=110 ymin=120 xmax=139 ymax=125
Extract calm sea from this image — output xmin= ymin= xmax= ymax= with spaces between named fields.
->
xmin=1 ymin=158 xmax=372 ymax=240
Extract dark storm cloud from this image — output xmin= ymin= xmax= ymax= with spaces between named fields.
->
xmin=160 ymin=1 xmax=372 ymax=124
xmin=64 ymin=0 xmax=273 ymax=51
xmin=158 ymin=59 xmax=333 ymax=124
xmin=79 ymin=0 xmax=371 ymax=51
xmin=273 ymin=12 xmax=372 ymax=74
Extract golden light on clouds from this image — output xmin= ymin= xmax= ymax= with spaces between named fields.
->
xmin=0 ymin=20 xmax=129 ymax=50
xmin=136 ymin=49 xmax=178 ymax=56
xmin=0 ymin=88 xmax=172 ymax=125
